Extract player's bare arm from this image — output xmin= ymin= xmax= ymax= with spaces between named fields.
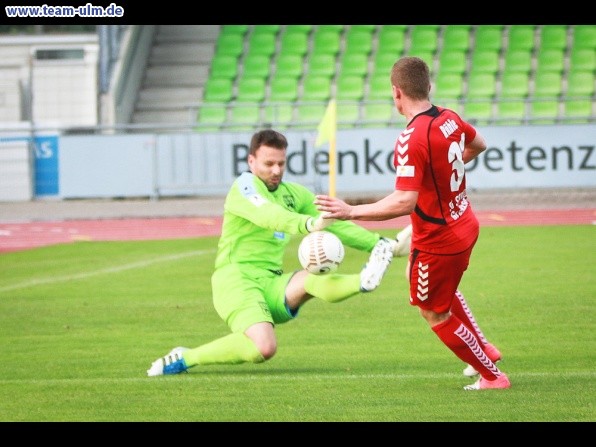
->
xmin=462 ymin=132 xmax=487 ymax=164
xmin=315 ymin=190 xmax=418 ymax=221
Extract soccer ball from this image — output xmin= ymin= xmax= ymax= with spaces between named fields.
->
xmin=298 ymin=231 xmax=345 ymax=275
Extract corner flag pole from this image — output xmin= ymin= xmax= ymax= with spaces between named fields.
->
xmin=315 ymin=99 xmax=337 ymax=197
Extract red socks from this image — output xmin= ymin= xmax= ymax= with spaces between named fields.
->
xmin=432 ymin=314 xmax=501 ymax=380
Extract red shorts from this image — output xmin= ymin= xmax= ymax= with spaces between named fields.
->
xmin=408 ymin=242 xmax=476 ymax=314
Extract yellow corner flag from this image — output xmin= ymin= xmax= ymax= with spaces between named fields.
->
xmin=315 ymin=99 xmax=337 ymax=197
xmin=315 ymin=99 xmax=337 ymax=147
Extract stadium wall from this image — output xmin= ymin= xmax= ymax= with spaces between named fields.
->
xmin=1 ymin=124 xmax=594 ymax=201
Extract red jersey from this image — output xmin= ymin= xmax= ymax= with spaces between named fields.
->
xmin=394 ymin=105 xmax=479 ymax=254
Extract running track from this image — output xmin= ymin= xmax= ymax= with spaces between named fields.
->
xmin=1 ymin=209 xmax=594 ymax=254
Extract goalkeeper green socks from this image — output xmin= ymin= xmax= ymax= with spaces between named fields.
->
xmin=183 ymin=332 xmax=265 ymax=367
xmin=304 ymin=273 xmax=361 ymax=303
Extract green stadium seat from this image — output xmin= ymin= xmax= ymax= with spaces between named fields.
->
xmin=307 ymin=53 xmax=336 ymax=77
xmin=536 ymin=48 xmax=565 ymax=73
xmin=301 ymin=75 xmax=332 ymax=101
xmin=350 ymin=24 xmax=376 ymax=32
xmin=474 ymin=25 xmax=504 ymax=52
xmin=263 ymin=103 xmax=294 ymax=128
xmin=242 ymin=53 xmax=271 ymax=79
xmin=340 ymin=52 xmax=368 ymax=77
xmin=503 ymin=48 xmax=533 ymax=73
xmin=529 ymin=100 xmax=560 ymax=124
xmin=285 ymin=25 xmax=313 ymax=34
xmin=247 ymin=31 xmax=277 ymax=57
xmin=219 ymin=25 xmax=249 ymax=38
xmin=533 ymin=71 xmax=563 ymax=99
xmin=344 ymin=28 xmax=374 ymax=55
xmin=274 ymin=53 xmax=303 ymax=79
xmin=312 ymin=28 xmax=342 ymax=56
xmin=368 ymin=73 xmax=390 ymax=100
xmin=252 ymin=25 xmax=280 ymax=35
xmin=442 ymin=25 xmax=471 ymax=52
xmin=236 ymin=76 xmax=267 ymax=102
xmin=317 ymin=25 xmax=344 ymax=33
xmin=372 ymin=51 xmax=398 ymax=77
xmin=377 ymin=26 xmax=406 ymax=56
xmin=294 ymin=104 xmax=327 ymax=129
xmin=566 ymin=70 xmax=595 ymax=97
xmin=337 ymin=103 xmax=361 ymax=129
xmin=469 ymin=49 xmax=500 ymax=74
xmin=437 ymin=49 xmax=467 ymax=74
xmin=196 ymin=104 xmax=227 ymax=132
xmin=409 ymin=25 xmax=439 ymax=54
xmin=563 ymin=99 xmax=592 ymax=123
xmin=572 ymin=25 xmax=596 ymax=50
xmin=507 ymin=25 xmax=536 ymax=52
xmin=215 ymin=33 xmax=244 ymax=58
xmin=433 ymin=72 xmax=464 ymax=100
xmin=228 ymin=105 xmax=261 ymax=131
xmin=362 ymin=102 xmax=394 ymax=127
xmin=209 ymin=54 xmax=238 ymax=80
xmin=496 ymin=100 xmax=527 ymax=125
xmin=203 ymin=77 xmax=234 ymax=102
xmin=463 ymin=102 xmax=493 ymax=126
xmin=539 ymin=25 xmax=568 ymax=50
xmin=268 ymin=75 xmax=299 ymax=102
xmin=280 ymin=29 xmax=309 ymax=56
xmin=500 ymin=71 xmax=530 ymax=98
xmin=467 ymin=71 xmax=497 ymax=99
xmin=569 ymin=47 xmax=596 ymax=72
xmin=336 ymin=74 xmax=365 ymax=101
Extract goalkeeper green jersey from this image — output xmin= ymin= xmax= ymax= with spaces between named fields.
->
xmin=214 ymin=172 xmax=381 ymax=272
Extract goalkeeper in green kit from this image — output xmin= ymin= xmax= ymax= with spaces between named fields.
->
xmin=147 ymin=129 xmax=411 ymax=376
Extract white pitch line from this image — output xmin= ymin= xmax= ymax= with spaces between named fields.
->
xmin=0 ymin=370 xmax=594 ymax=385
xmin=0 ymin=249 xmax=214 ymax=293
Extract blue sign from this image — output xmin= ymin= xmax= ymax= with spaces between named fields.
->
xmin=34 ymin=135 xmax=59 ymax=196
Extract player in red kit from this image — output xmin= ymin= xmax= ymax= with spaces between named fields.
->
xmin=315 ymin=56 xmax=510 ymax=390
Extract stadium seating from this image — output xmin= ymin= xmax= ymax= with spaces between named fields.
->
xmin=279 ymin=29 xmax=309 ymax=57
xmin=442 ymin=25 xmax=471 ymax=52
xmin=307 ymin=52 xmax=337 ymax=77
xmin=377 ymin=26 xmax=406 ymax=57
xmin=294 ymin=104 xmax=327 ymax=129
xmin=437 ymin=49 xmax=467 ymax=75
xmin=572 ymin=25 xmax=596 ymax=49
xmin=566 ymin=70 xmax=595 ymax=98
xmin=469 ymin=48 xmax=500 ymax=74
xmin=336 ymin=74 xmax=365 ymax=101
xmin=503 ymin=48 xmax=533 ymax=74
xmin=337 ymin=103 xmax=361 ymax=129
xmin=196 ymin=24 xmax=594 ymax=130
xmin=301 ymin=74 xmax=332 ymax=102
xmin=196 ymin=105 xmax=227 ymax=131
xmin=268 ymin=75 xmax=299 ymax=102
xmin=209 ymin=54 xmax=238 ymax=80
xmin=236 ymin=76 xmax=267 ymax=102
xmin=530 ymin=100 xmax=560 ymax=124
xmin=247 ymin=31 xmax=277 ymax=57
xmin=536 ymin=48 xmax=565 ymax=73
xmin=340 ymin=52 xmax=369 ymax=77
xmin=229 ymin=104 xmax=261 ymax=131
xmin=241 ymin=52 xmax=271 ymax=79
xmin=312 ymin=27 xmax=342 ymax=56
xmin=474 ymin=25 xmax=504 ymax=52
xmin=533 ymin=71 xmax=563 ymax=99
xmin=344 ymin=26 xmax=374 ymax=55
xmin=569 ymin=47 xmax=596 ymax=72
xmin=507 ymin=25 xmax=536 ymax=52
xmin=539 ymin=25 xmax=568 ymax=51
xmin=203 ymin=77 xmax=234 ymax=102
xmin=274 ymin=53 xmax=303 ymax=79
xmin=409 ymin=25 xmax=440 ymax=54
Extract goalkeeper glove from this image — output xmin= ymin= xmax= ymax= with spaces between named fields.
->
xmin=387 ymin=224 xmax=412 ymax=257
xmin=306 ymin=213 xmax=337 ymax=232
